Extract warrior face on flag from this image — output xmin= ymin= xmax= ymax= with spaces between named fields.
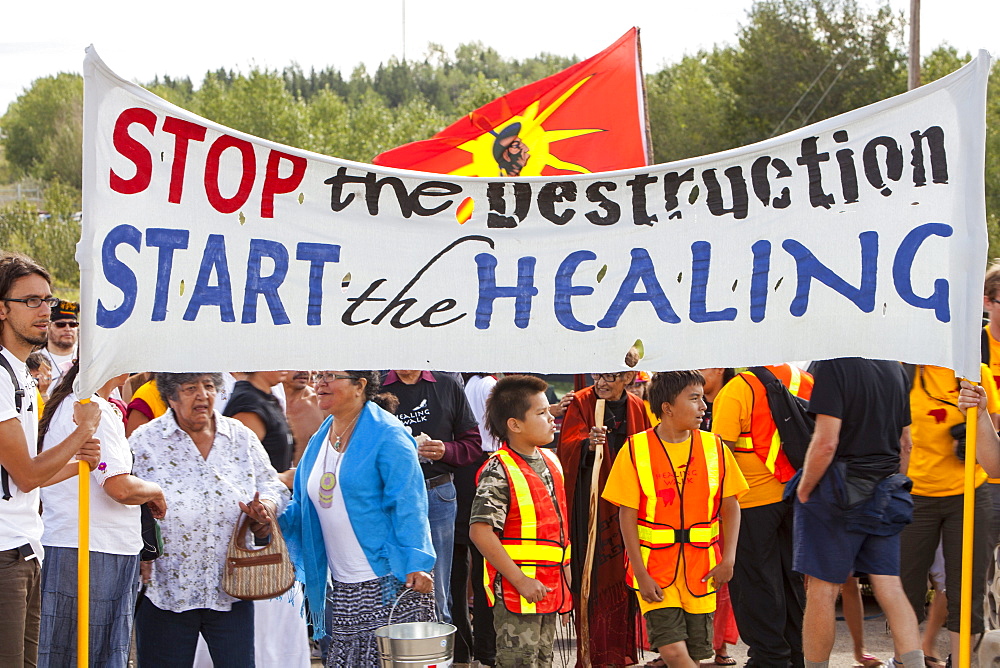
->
xmin=492 ymin=123 xmax=531 ymax=176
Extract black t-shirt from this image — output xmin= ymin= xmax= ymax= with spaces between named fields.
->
xmin=222 ymin=381 xmax=294 ymax=472
xmin=808 ymin=357 xmax=911 ymax=476
xmin=386 ymin=372 xmax=478 ymax=478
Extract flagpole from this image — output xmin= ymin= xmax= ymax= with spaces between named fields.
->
xmin=77 ymin=458 xmax=89 ymax=667
xmin=78 ymin=399 xmax=91 ymax=668
xmin=634 ymin=27 xmax=654 ymax=165
xmin=959 ymin=385 xmax=977 ymax=668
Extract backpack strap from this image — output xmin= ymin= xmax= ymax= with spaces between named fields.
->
xmin=0 ymin=348 xmax=24 ymax=501
xmin=749 ymin=365 xmax=779 ymax=386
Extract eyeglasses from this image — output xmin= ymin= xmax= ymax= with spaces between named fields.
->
xmin=311 ymin=372 xmax=355 ymax=385
xmin=990 ymin=298 xmax=1000 ymax=306
xmin=3 ymin=297 xmax=60 ymax=309
xmin=51 ymin=321 xmax=79 ymax=329
xmin=592 ymin=373 xmax=626 ymax=383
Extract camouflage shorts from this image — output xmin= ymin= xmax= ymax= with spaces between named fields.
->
xmin=492 ymin=597 xmax=557 ymax=667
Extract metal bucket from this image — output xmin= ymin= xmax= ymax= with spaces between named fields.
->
xmin=374 ymin=589 xmax=456 ymax=667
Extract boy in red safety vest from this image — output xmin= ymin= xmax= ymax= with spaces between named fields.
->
xmin=470 ymin=375 xmax=571 ymax=668
xmin=603 ymin=371 xmax=748 ymax=668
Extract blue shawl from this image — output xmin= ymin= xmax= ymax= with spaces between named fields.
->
xmin=279 ymin=401 xmax=435 ymax=638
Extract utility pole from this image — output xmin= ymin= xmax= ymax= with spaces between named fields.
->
xmin=402 ymin=0 xmax=407 ymax=62
xmin=908 ymin=0 xmax=920 ymax=90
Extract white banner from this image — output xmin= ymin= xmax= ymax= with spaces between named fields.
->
xmin=78 ymin=47 xmax=991 ymax=396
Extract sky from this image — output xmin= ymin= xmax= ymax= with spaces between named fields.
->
xmin=1 ymin=0 xmax=997 ymax=115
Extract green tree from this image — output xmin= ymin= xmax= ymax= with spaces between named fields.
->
xmin=0 ymin=181 xmax=81 ymax=287
xmin=192 ymin=68 xmax=308 ymax=147
xmin=723 ymin=0 xmax=906 ymax=146
xmin=646 ymin=51 xmax=737 ymax=162
xmin=1 ymin=73 xmax=84 ymax=189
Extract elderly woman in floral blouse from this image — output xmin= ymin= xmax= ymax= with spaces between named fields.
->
xmin=130 ymin=372 xmax=289 ymax=668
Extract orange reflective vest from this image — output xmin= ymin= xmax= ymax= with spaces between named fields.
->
xmin=627 ymin=428 xmax=724 ymax=598
xmin=731 ymin=365 xmax=813 ymax=483
xmin=479 ymin=446 xmax=572 ymax=614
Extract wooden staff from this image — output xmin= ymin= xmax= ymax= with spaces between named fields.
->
xmin=578 ymin=398 xmax=606 ymax=667
xmin=78 ymin=399 xmax=91 ymax=668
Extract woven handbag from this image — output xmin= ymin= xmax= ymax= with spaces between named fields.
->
xmin=221 ymin=513 xmax=295 ymax=600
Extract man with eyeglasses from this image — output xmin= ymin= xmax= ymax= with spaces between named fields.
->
xmin=556 ymin=350 xmax=651 ymax=667
xmin=0 ymin=253 xmax=102 ymax=666
xmin=40 ymin=299 xmax=78 ymax=393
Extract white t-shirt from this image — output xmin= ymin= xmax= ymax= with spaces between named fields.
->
xmin=0 ymin=348 xmax=43 ymax=558
xmin=307 ymin=446 xmax=376 ymax=583
xmin=40 ymin=396 xmax=141 ymax=554
xmin=42 ymin=348 xmax=74 ymax=396
xmin=464 ymin=374 xmax=501 ymax=452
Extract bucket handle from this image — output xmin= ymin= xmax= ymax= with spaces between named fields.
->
xmin=388 ymin=585 xmax=440 ymax=627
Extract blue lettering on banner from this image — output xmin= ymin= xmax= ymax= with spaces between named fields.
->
xmin=749 ymin=240 xmax=771 ymax=323
xmin=96 ymin=224 xmax=141 ymax=328
xmin=474 ymin=254 xmax=538 ymax=329
xmin=597 ymin=248 xmax=681 ymax=328
xmin=242 ymin=239 xmax=290 ymax=325
xmin=690 ymin=241 xmax=738 ymax=323
xmin=296 ymin=243 xmax=341 ymax=326
xmin=183 ymin=234 xmax=235 ymax=322
xmin=92 ymin=226 xmax=953 ymax=330
xmin=146 ymin=228 xmax=190 ymax=321
xmin=892 ymin=222 xmax=952 ymax=323
xmin=553 ymin=250 xmax=597 ymax=332
xmin=783 ymin=231 xmax=878 ymax=316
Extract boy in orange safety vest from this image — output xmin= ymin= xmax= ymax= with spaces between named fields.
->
xmin=470 ymin=375 xmax=571 ymax=668
xmin=603 ymin=370 xmax=748 ymax=668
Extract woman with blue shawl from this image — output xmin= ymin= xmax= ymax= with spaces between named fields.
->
xmin=279 ymin=370 xmax=435 ymax=666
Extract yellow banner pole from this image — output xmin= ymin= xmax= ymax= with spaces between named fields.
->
xmin=77 ymin=400 xmax=90 ymax=668
xmin=959 ymin=390 xmax=977 ymax=668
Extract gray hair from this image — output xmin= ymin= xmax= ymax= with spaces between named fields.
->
xmin=155 ymin=372 xmax=225 ymax=404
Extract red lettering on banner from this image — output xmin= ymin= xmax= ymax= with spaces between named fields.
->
xmin=261 ymin=151 xmax=307 ymax=218
xmin=110 ymin=108 xmax=156 ymax=195
xmin=162 ymin=117 xmax=207 ymax=204
xmin=204 ymin=135 xmax=256 ymax=214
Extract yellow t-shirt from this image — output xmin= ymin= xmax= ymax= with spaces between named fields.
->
xmin=130 ymin=380 xmax=168 ymax=419
xmin=711 ymin=377 xmax=787 ymax=508
xmin=908 ymin=364 xmax=999 ymax=496
xmin=602 ymin=431 xmax=748 ymax=615
xmin=985 ymin=325 xmax=1000 ymax=389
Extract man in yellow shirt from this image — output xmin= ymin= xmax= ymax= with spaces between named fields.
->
xmin=980 ymin=263 xmax=1000 ymax=548
xmin=900 ymin=363 xmax=1000 ymax=659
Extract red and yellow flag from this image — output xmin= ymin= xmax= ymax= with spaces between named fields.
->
xmin=373 ymin=28 xmax=650 ymax=176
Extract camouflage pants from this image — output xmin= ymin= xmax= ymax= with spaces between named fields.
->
xmin=493 ymin=598 xmax=557 ymax=667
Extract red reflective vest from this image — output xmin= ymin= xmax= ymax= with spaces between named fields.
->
xmin=731 ymin=364 xmax=813 ymax=483
xmin=478 ymin=446 xmax=572 ymax=614
xmin=627 ymin=428 xmax=725 ymax=598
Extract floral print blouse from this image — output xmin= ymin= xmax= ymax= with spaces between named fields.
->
xmin=130 ymin=409 xmax=289 ymax=612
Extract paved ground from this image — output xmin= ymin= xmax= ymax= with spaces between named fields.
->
xmin=312 ymin=598 xmax=959 ymax=667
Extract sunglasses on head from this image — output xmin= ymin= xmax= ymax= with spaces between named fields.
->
xmin=52 ymin=321 xmax=79 ymax=328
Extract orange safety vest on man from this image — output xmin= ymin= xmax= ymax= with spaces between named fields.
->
xmin=479 ymin=446 xmax=572 ymax=614
xmin=731 ymin=364 xmax=813 ymax=484
xmin=627 ymin=428 xmax=725 ymax=599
